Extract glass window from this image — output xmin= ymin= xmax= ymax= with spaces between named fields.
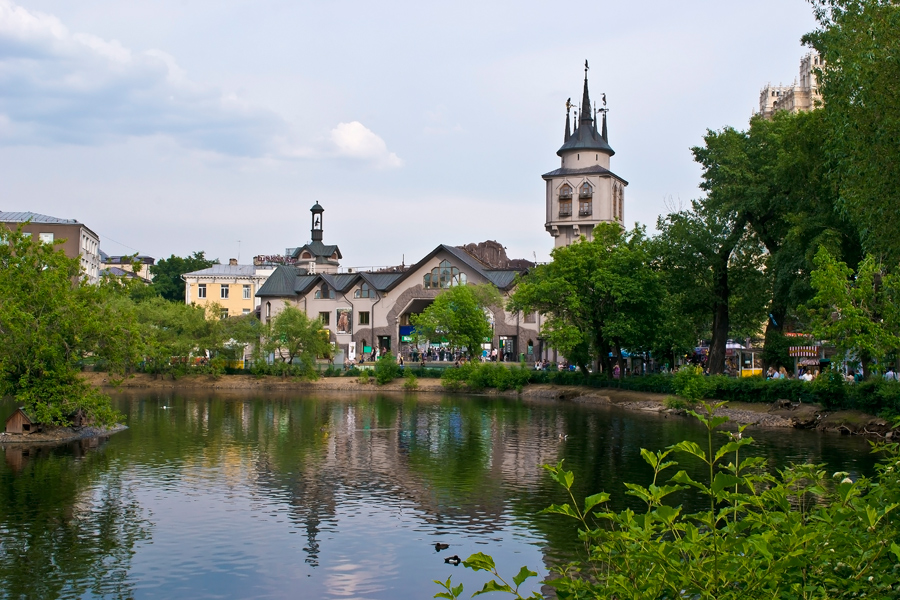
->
xmin=579 ymin=199 xmax=592 ymax=216
xmin=265 ymin=302 xmax=271 ymax=318
xmin=243 ymin=285 xmax=251 ymax=299
xmin=220 ymin=308 xmax=229 ymax=319
xmin=354 ymin=283 xmax=372 ymax=298
xmin=197 ymin=284 xmax=207 ymax=299
xmin=559 ymin=184 xmax=572 ymax=199
xmin=359 ymin=311 xmax=370 ymax=325
xmin=220 ymin=284 xmax=229 ymax=299
xmin=559 ymin=200 xmax=572 ymax=217
xmin=318 ymin=311 xmax=330 ymax=326
xmin=314 ymin=291 xmax=321 ymax=299
xmin=243 ymin=309 xmax=250 ymax=315
xmin=524 ymin=312 xmax=536 ymax=323
xmin=39 ymin=232 xmax=54 ymax=244
xmin=580 ymin=182 xmax=593 ymax=198
xmin=423 ymin=260 xmax=466 ymax=289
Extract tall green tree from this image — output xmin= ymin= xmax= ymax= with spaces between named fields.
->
xmin=805 ymin=247 xmax=900 ymax=376
xmin=508 ymin=224 xmax=662 ymax=375
xmin=410 ymin=284 xmax=498 ymax=358
xmin=805 ymin=0 xmax=900 ymax=262
xmin=149 ymin=251 xmax=217 ymax=302
xmin=656 ymin=201 xmax=768 ymax=374
xmin=0 ymin=226 xmax=126 ymax=425
xmin=264 ymin=305 xmax=332 ymax=375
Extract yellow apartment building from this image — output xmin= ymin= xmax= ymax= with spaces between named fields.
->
xmin=183 ymin=260 xmax=275 ymax=318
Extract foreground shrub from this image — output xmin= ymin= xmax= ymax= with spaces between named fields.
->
xmin=435 ymin=404 xmax=900 ymax=599
xmin=672 ymin=364 xmax=711 ymax=402
xmin=374 ymin=352 xmax=400 ymax=385
xmin=403 ymin=372 xmax=419 ymax=390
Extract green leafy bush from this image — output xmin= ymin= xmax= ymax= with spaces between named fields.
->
xmin=672 ymin=365 xmax=711 ymax=402
xmin=435 ymin=404 xmax=900 ymax=599
xmin=357 ymin=369 xmax=370 ymax=384
xmin=403 ymin=372 xmax=419 ymax=391
xmin=374 ymin=352 xmax=400 ymax=385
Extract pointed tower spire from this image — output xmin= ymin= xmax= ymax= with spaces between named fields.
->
xmin=564 ymin=97 xmax=571 ymax=142
xmin=601 ymin=109 xmax=608 ymax=141
xmin=580 ymin=60 xmax=592 ymax=125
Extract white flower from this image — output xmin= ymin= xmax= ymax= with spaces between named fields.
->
xmin=841 ymin=477 xmax=853 ymax=484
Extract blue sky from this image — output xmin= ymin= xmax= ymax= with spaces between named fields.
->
xmin=0 ymin=0 xmax=817 ymax=266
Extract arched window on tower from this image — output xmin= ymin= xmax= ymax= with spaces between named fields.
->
xmin=579 ymin=182 xmax=593 ymax=216
xmin=559 ymin=184 xmax=573 ymax=217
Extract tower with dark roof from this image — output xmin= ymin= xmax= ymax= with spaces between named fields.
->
xmin=543 ymin=62 xmax=628 ymax=248
xmin=287 ymin=203 xmax=342 ymax=274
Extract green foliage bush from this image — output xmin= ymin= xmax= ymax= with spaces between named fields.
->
xmin=435 ymin=404 xmax=900 ymax=599
xmin=672 ymin=365 xmax=711 ymax=402
xmin=374 ymin=352 xmax=400 ymax=385
xmin=357 ymin=369 xmax=371 ymax=384
xmin=403 ymin=372 xmax=419 ymax=391
xmin=440 ymin=363 xmax=531 ymax=393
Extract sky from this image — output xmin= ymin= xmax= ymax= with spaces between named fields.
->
xmin=0 ymin=0 xmax=819 ymax=267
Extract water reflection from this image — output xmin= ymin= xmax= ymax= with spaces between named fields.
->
xmin=0 ymin=392 xmax=878 ymax=599
xmin=0 ymin=436 xmax=150 ymax=599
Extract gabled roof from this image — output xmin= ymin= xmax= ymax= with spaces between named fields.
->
xmin=291 ymin=240 xmax=342 ymax=260
xmin=256 ymin=265 xmax=300 ymax=297
xmin=483 ymin=271 xmax=520 ymax=288
xmin=383 ymin=244 xmax=523 ymax=292
xmin=256 ymin=244 xmax=528 ymax=300
xmin=0 ymin=211 xmax=80 ymax=224
xmin=5 ymin=407 xmax=34 ymax=424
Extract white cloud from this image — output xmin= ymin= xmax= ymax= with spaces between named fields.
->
xmin=329 ymin=121 xmax=403 ymax=168
xmin=0 ymin=0 xmax=402 ymax=167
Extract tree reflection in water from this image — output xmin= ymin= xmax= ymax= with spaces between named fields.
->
xmin=0 ymin=438 xmax=151 ymax=599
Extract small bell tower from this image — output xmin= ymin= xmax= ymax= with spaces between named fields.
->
xmin=311 ymin=202 xmax=324 ymax=242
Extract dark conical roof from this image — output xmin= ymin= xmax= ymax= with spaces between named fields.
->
xmin=557 ymin=67 xmax=614 ymax=157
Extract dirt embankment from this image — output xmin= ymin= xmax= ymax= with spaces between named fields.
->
xmin=0 ymin=424 xmax=128 ymax=445
xmin=80 ymin=373 xmax=898 ymax=438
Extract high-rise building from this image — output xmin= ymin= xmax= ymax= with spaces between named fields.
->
xmin=758 ymin=52 xmax=823 ymax=119
xmin=543 ymin=62 xmax=628 ymax=248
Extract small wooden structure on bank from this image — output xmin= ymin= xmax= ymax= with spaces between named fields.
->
xmin=5 ymin=407 xmax=39 ymax=434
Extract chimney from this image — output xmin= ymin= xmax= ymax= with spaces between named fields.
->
xmin=229 ymin=258 xmax=238 ymax=266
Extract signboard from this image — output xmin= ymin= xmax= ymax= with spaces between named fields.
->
xmin=348 ymin=342 xmax=356 ymax=362
xmin=400 ymin=335 xmax=412 ymax=342
xmin=363 ymin=346 xmax=372 ymax=354
xmin=336 ymin=308 xmax=352 ymax=334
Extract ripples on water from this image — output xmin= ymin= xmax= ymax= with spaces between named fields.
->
xmin=0 ymin=392 xmax=878 ymax=599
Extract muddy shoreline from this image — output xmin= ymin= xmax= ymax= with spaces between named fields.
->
xmin=80 ymin=372 xmax=897 ymax=438
xmin=0 ymin=423 xmax=128 ymax=445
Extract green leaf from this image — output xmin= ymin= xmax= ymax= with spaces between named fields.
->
xmin=711 ymin=472 xmax=744 ymax=494
xmin=462 ymin=552 xmax=496 ymax=572
xmin=512 ymin=566 xmax=538 ymax=588
xmin=583 ymin=492 xmax=610 ymax=514
xmin=472 ymin=580 xmax=514 ymax=596
xmin=542 ymin=503 xmax=579 ymax=519
xmin=673 ymin=441 xmax=708 ymax=463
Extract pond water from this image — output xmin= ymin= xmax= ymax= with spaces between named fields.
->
xmin=0 ymin=391 xmax=879 ymax=599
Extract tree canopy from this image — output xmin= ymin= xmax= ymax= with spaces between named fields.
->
xmin=410 ymin=284 xmax=498 ymax=358
xmin=508 ymin=224 xmax=662 ymax=375
xmin=0 ymin=226 xmax=123 ymax=425
xmin=149 ymin=251 xmax=217 ymax=302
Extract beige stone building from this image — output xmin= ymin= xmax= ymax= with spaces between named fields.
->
xmin=0 ymin=211 xmax=101 ymax=283
xmin=257 ymin=205 xmax=544 ymax=364
xmin=759 ymin=52 xmax=823 ymax=118
xmin=544 ymin=64 xmax=628 ymax=248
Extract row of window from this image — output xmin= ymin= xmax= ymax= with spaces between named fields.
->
xmin=317 ymin=311 xmax=370 ymax=326
xmin=197 ymin=283 xmax=252 ymax=300
xmin=559 ymin=199 xmax=593 ymax=217
xmin=558 ymin=183 xmax=593 ymax=199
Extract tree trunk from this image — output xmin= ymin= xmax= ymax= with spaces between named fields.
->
xmin=707 ymin=253 xmax=731 ymax=375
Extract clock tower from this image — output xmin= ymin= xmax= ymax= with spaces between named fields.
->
xmin=544 ymin=62 xmax=628 ymax=248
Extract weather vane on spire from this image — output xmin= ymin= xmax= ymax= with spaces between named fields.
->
xmin=585 ymin=59 xmax=589 ymax=74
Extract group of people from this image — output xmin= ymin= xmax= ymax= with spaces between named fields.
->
xmin=765 ymin=366 xmax=791 ymax=380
